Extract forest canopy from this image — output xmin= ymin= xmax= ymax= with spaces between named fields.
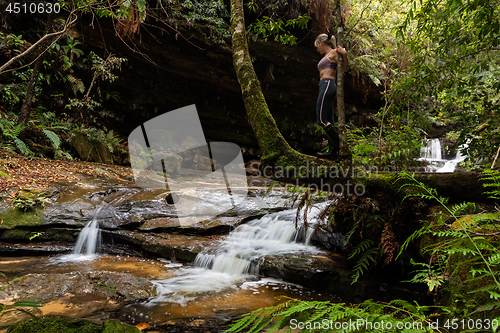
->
xmin=0 ymin=0 xmax=497 ymax=170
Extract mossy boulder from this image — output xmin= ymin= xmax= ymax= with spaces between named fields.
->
xmin=70 ymin=132 xmax=114 ymax=164
xmin=0 ymin=208 xmax=44 ymax=229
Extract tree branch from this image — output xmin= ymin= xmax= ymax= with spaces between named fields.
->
xmin=344 ymin=0 xmax=373 ymax=40
xmin=0 ymin=13 xmax=78 ymax=75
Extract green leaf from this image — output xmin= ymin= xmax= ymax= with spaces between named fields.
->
xmin=14 ymin=138 xmax=33 ymax=156
xmin=42 ymin=129 xmax=61 ymax=149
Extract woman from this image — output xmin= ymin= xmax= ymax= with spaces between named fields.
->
xmin=314 ymin=33 xmax=349 ymax=160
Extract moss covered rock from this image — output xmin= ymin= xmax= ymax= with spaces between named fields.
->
xmin=0 ymin=208 xmax=44 ymax=229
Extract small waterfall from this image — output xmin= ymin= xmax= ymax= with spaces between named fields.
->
xmin=436 ymin=144 xmax=468 ymax=173
xmin=72 ymin=216 xmax=102 ymax=256
xmin=420 ymin=138 xmax=443 ymax=160
xmin=149 ymin=202 xmax=328 ymax=304
xmin=193 ymin=209 xmax=319 ymax=276
xmin=58 ymin=206 xmax=103 ymax=261
xmin=419 ymin=139 xmax=467 ymax=173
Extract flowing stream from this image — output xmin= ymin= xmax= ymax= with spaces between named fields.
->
xmin=147 ymin=203 xmax=327 ymax=306
xmin=0 ymin=194 xmax=338 ymax=330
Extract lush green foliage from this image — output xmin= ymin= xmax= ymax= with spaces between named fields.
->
xmin=386 ymin=0 xmax=500 ymax=165
xmin=398 ymin=171 xmax=500 ymax=326
xmin=347 ymin=125 xmax=421 ymax=171
xmin=344 ymin=0 xmax=412 ymax=87
xmin=245 ymin=0 xmax=310 ymax=45
xmin=226 ymin=296 xmax=436 ymax=332
xmin=0 ymin=27 xmax=125 ymax=159
xmin=246 ymin=0 xmax=310 ymax=46
xmin=146 ymin=0 xmax=230 ymax=43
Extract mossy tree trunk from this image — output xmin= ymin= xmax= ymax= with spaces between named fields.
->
xmin=230 ymin=0 xmax=341 ymax=180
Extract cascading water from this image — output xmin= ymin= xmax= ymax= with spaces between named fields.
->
xmin=58 ymin=206 xmax=103 ymax=261
xmin=72 ymin=216 xmax=102 ymax=256
xmin=194 ymin=209 xmax=317 ymax=276
xmin=418 ymin=139 xmax=467 ymax=172
xmin=148 ymin=202 xmax=330 ymax=305
xmin=436 ymin=144 xmax=468 ymax=172
xmin=420 ymin=138 xmax=443 ymax=161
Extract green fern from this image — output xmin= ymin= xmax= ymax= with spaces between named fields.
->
xmin=226 ymin=297 xmax=435 ymax=333
xmin=347 ymin=239 xmax=374 ymax=259
xmin=42 ymin=129 xmax=61 ymax=149
xmin=480 ymin=169 xmax=500 ymax=199
xmin=66 ymin=74 xmax=85 ymax=94
xmin=397 ymin=170 xmax=500 ymax=322
xmin=14 ymin=138 xmax=33 ymax=156
xmin=450 ymin=201 xmax=475 ymax=216
xmin=349 ymin=246 xmax=381 ymax=284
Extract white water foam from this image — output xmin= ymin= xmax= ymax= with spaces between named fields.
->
xmin=148 ymin=202 xmax=329 ymax=305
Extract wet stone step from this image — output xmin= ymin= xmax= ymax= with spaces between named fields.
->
xmin=0 ymin=242 xmax=73 ymax=255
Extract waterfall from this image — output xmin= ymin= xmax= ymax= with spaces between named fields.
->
xmin=149 ymin=202 xmax=328 ymax=305
xmin=419 ymin=139 xmax=467 ymax=173
xmin=57 ymin=206 xmax=103 ymax=261
xmin=72 ymin=216 xmax=102 ymax=256
xmin=436 ymin=144 xmax=468 ymax=172
xmin=193 ymin=208 xmax=319 ymax=276
xmin=420 ymin=138 xmax=443 ymax=160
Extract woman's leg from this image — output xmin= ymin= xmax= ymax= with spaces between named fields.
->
xmin=316 ymin=79 xmax=337 ymax=127
xmin=316 ymin=79 xmax=340 ymax=160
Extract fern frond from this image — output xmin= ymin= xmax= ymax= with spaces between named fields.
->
xmin=67 ymin=74 xmax=85 ymax=94
xmin=450 ymin=201 xmax=475 ymax=216
xmin=225 ymin=308 xmax=268 ymax=333
xmin=42 ymin=129 xmax=61 ymax=149
xmin=14 ymin=138 xmax=33 ymax=156
xmin=397 ymin=224 xmax=429 ymax=259
xmin=347 ymin=239 xmax=374 ymax=259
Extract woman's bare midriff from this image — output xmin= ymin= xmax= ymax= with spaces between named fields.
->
xmin=319 ymin=69 xmax=336 ymax=80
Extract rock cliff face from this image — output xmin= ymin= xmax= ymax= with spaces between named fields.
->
xmin=76 ymin=16 xmax=383 ymax=158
